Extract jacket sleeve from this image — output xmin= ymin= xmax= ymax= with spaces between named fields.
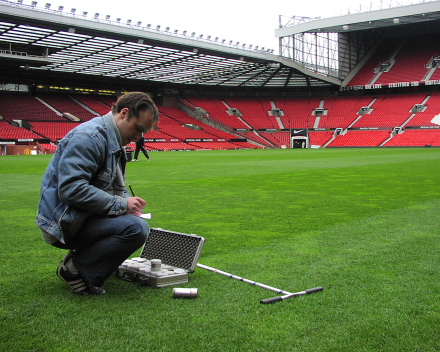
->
xmin=57 ymin=131 xmax=127 ymax=216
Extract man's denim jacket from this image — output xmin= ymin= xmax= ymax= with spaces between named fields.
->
xmin=35 ymin=112 xmax=129 ymax=244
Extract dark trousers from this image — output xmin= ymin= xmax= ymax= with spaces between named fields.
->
xmin=52 ymin=214 xmax=149 ymax=286
xmin=134 ymin=145 xmax=149 ymax=160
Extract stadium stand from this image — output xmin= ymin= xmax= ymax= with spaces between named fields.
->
xmin=30 ymin=122 xmax=81 ymax=142
xmin=318 ymin=96 xmax=374 ymax=129
xmin=383 ymin=129 xmax=440 ymax=147
xmin=0 ymin=121 xmax=42 ymax=140
xmin=0 ymin=92 xmax=63 ymax=122
xmin=260 ymin=131 xmax=290 ymax=148
xmin=374 ymin=35 xmax=440 ymax=85
xmin=405 ymin=92 xmax=440 ymax=127
xmin=347 ymin=34 xmax=440 ymax=87
xmin=185 ymin=97 xmax=250 ymax=129
xmin=351 ymin=93 xmax=427 ymax=128
xmin=347 ymin=37 xmax=404 ymax=86
xmin=327 ymin=130 xmax=391 ymax=147
xmin=2 ymin=91 xmax=440 ymax=150
xmin=224 ymin=98 xmax=278 ymax=130
xmin=37 ymin=93 xmax=97 ymax=121
xmin=309 ymin=131 xmax=334 ymax=147
xmin=73 ymin=95 xmax=115 ymax=116
xmin=272 ymin=98 xmax=321 ymax=129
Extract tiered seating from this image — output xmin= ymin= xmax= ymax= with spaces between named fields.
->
xmin=348 ymin=34 xmax=440 ymax=86
xmin=327 ymin=130 xmax=390 ymax=147
xmin=231 ymin=141 xmax=259 ymax=149
xmin=97 ymin=96 xmax=117 ymax=108
xmin=347 ymin=38 xmax=404 ymax=86
xmin=38 ymin=93 xmax=96 ymax=121
xmin=0 ymin=121 xmax=42 ymax=139
xmin=309 ymin=131 xmax=333 ymax=147
xmin=352 ymin=93 xmax=426 ymax=128
xmin=73 ymin=95 xmax=115 ymax=116
xmin=0 ymin=92 xmax=63 ymax=121
xmin=406 ymin=92 xmax=440 ymax=127
xmin=260 ymin=132 xmax=290 ymax=147
xmin=151 ymin=114 xmax=218 ymax=140
xmin=144 ymin=130 xmax=175 ymax=139
xmin=188 ymin=142 xmax=240 ymax=150
xmin=225 ymin=98 xmax=277 ymax=130
xmin=272 ymin=98 xmax=321 ymax=129
xmin=144 ymin=142 xmax=196 ymax=151
xmin=384 ymin=129 xmax=440 ymax=147
xmin=375 ymin=37 xmax=437 ymax=84
xmin=235 ymin=131 xmax=274 ymax=148
xmin=319 ymin=96 xmax=373 ymax=128
xmin=30 ymin=122 xmax=81 ymax=142
xmin=39 ymin=143 xmax=57 ymax=153
xmin=159 ymin=106 xmax=237 ymax=140
xmin=185 ymin=97 xmax=249 ymax=129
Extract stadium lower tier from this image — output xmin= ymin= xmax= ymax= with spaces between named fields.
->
xmin=2 ymin=92 xmax=440 ymax=152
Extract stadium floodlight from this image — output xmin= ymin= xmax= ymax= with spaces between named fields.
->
xmin=127 ymin=19 xmax=132 ymax=25
xmin=242 ymin=43 xmax=246 ymax=48
xmin=214 ymin=37 xmax=218 ymax=42
xmin=136 ymin=21 xmax=142 ymax=26
xmin=105 ymin=15 xmax=110 ymax=21
xmin=31 ymin=1 xmax=37 ymax=7
xmin=199 ymin=34 xmax=203 ymax=38
xmin=165 ymin=27 xmax=170 ymax=31
xmin=17 ymin=0 xmax=23 ymax=4
xmin=221 ymin=39 xmax=225 ymax=44
xmin=261 ymin=47 xmax=265 ymax=51
xmin=174 ymin=29 xmax=178 ymax=34
xmin=229 ymin=40 xmax=233 ymax=45
xmin=156 ymin=25 xmax=161 ymax=30
xmin=249 ymin=45 xmax=252 ymax=49
xmin=116 ymin=18 xmax=121 ymax=23
xmin=207 ymin=35 xmax=211 ymax=40
xmin=236 ymin=42 xmax=240 ymax=46
xmin=191 ymin=32 xmax=195 ymax=37
xmin=94 ymin=13 xmax=99 ymax=19
xmin=82 ymin=11 xmax=88 ymax=16
xmin=146 ymin=24 xmax=151 ymax=28
xmin=71 ymin=8 xmax=76 ymax=14
xmin=182 ymin=30 xmax=187 ymax=35
xmin=255 ymin=46 xmax=259 ymax=50
xmin=44 ymin=3 xmax=50 ymax=9
xmin=57 ymin=5 xmax=63 ymax=11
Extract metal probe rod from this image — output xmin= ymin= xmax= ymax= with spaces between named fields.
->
xmin=196 ymin=263 xmax=293 ymax=295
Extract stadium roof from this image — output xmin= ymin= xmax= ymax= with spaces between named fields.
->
xmin=276 ymin=1 xmax=440 ymax=36
xmin=1 ymin=1 xmax=439 ymax=93
xmin=0 ymin=1 xmax=340 ymax=91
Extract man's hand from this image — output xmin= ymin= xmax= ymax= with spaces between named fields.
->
xmin=126 ymin=197 xmax=146 ymax=216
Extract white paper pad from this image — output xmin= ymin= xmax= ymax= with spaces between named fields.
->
xmin=140 ymin=213 xmax=151 ymax=219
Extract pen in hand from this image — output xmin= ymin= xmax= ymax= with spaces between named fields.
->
xmin=129 ymin=184 xmax=135 ymax=197
xmin=128 ymin=184 xmax=151 ymax=219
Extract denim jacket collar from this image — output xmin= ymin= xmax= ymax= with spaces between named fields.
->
xmin=102 ymin=112 xmax=123 ymax=155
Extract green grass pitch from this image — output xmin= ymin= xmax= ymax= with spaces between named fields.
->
xmin=1 ymin=148 xmax=440 ymax=351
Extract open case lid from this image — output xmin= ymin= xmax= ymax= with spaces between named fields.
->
xmin=140 ymin=228 xmax=205 ymax=273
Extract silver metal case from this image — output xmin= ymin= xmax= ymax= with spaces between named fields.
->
xmin=116 ymin=228 xmax=205 ymax=288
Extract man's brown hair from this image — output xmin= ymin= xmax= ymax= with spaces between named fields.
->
xmin=112 ymin=92 xmax=159 ymax=122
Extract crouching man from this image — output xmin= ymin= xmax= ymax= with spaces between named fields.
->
xmin=35 ymin=92 xmax=159 ymax=295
